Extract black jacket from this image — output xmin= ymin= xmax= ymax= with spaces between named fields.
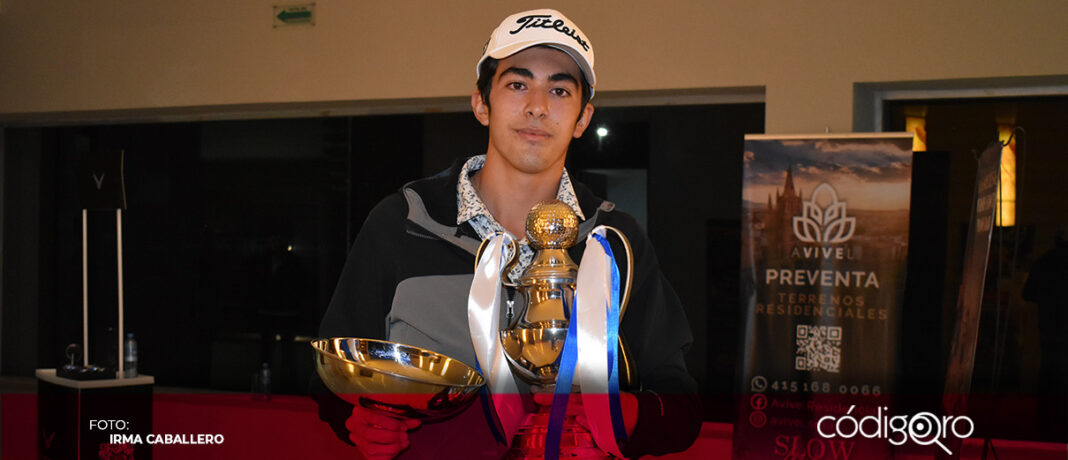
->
xmin=313 ymin=158 xmax=702 ymax=458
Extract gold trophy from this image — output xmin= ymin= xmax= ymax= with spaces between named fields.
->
xmin=312 ymin=338 xmax=485 ymax=421
xmin=478 ymin=200 xmax=636 ymax=459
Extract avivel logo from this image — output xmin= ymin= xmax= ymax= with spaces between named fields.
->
xmin=792 ymin=183 xmax=856 ymax=244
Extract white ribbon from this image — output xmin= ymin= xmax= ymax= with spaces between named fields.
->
xmin=575 ymin=226 xmax=625 ymax=458
xmin=467 ymin=233 xmax=523 ymax=442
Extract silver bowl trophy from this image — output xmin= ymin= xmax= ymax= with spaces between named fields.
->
xmin=312 ymin=338 xmax=485 ymax=421
xmin=479 ymin=201 xmax=636 ymax=459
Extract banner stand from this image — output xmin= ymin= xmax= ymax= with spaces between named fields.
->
xmin=38 ymin=149 xmax=154 ymax=459
xmin=81 ymin=208 xmax=127 ymax=377
xmin=734 ymin=133 xmax=914 ymax=459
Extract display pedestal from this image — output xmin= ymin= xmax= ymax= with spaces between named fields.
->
xmin=36 ymin=368 xmax=154 ymax=460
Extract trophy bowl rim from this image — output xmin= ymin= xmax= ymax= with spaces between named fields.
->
xmin=311 ymin=337 xmax=486 ymax=390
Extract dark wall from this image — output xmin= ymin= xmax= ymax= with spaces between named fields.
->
xmin=2 ymin=128 xmax=47 ymax=375
xmin=645 ymin=104 xmax=764 ymax=417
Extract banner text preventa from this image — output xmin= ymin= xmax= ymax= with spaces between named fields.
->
xmin=765 ymin=269 xmax=880 ymax=288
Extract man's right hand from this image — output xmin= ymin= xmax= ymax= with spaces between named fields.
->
xmin=345 ymin=404 xmax=421 ymax=460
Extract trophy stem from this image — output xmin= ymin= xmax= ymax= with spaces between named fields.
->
xmin=505 ymin=386 xmax=612 ymax=459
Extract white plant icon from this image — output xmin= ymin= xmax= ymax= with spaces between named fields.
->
xmin=792 ymin=183 xmax=856 ymax=243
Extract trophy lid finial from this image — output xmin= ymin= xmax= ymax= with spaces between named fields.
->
xmin=525 ymin=201 xmax=579 ymax=249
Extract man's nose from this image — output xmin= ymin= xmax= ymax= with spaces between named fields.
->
xmin=525 ymin=91 xmax=548 ymax=118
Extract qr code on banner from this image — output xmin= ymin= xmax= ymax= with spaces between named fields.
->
xmin=795 ymin=325 xmax=842 ymax=373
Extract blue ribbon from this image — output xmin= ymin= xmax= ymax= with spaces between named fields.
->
xmin=546 ymin=233 xmax=628 ymax=458
xmin=473 ymin=359 xmax=508 ymax=445
xmin=545 ymin=289 xmax=579 ymax=460
xmin=592 ymin=233 xmax=628 ymax=442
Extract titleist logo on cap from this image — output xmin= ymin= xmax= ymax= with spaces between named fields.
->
xmin=509 ymin=14 xmax=590 ymax=52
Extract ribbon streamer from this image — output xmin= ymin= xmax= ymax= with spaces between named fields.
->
xmin=574 ymin=227 xmax=627 ymax=458
xmin=468 ymin=234 xmax=523 ymax=444
xmin=593 ymin=233 xmax=628 ymax=442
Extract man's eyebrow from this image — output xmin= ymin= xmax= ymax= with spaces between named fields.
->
xmin=548 ymin=73 xmax=579 ymax=86
xmin=499 ymin=67 xmax=534 ymax=80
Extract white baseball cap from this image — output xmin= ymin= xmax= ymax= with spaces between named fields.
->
xmin=476 ymin=9 xmax=595 ymax=97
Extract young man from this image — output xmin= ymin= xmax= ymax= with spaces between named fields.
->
xmin=314 ymin=9 xmax=701 ymax=459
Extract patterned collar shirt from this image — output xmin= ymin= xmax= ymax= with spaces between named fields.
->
xmin=457 ymin=154 xmax=585 ymax=283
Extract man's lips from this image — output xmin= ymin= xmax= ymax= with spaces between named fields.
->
xmin=516 ymin=128 xmax=551 ymax=141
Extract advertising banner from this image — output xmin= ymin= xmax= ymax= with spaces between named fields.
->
xmin=941 ymin=142 xmax=1001 ymax=455
xmin=734 ymin=134 xmax=914 ymax=459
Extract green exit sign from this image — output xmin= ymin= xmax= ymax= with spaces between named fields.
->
xmin=274 ymin=3 xmax=315 ymax=27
